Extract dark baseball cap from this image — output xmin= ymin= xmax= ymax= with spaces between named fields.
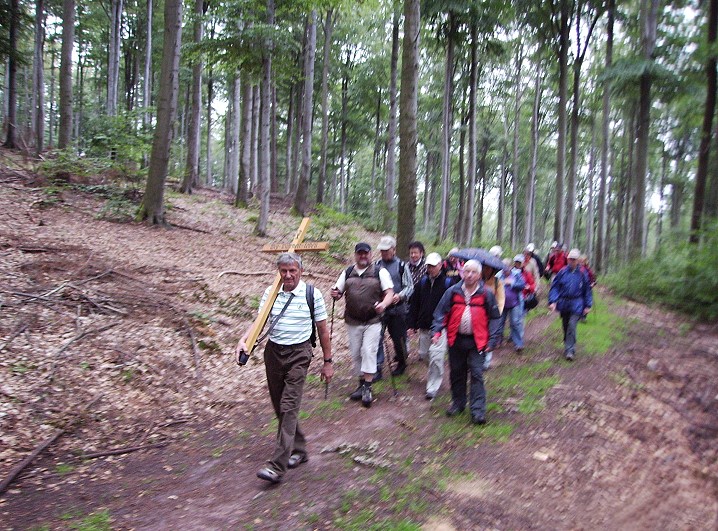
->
xmin=355 ymin=242 xmax=371 ymax=252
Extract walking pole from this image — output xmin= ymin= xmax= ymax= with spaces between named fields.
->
xmin=325 ymin=299 xmax=335 ymax=400
xmin=383 ymin=322 xmax=398 ymax=397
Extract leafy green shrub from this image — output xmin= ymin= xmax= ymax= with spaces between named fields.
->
xmin=604 ymin=224 xmax=718 ymax=320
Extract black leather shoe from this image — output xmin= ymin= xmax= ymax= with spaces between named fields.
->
xmin=471 ymin=415 xmax=486 ymax=425
xmin=349 ymin=380 xmax=364 ymax=400
xmin=445 ymin=404 xmax=465 ymax=417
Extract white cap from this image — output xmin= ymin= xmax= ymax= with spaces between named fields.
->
xmin=489 ymin=245 xmax=502 ymax=257
xmin=377 ymin=236 xmax=396 ymax=250
xmin=425 ymin=252 xmax=442 ymax=266
xmin=567 ymin=248 xmax=580 ymax=259
xmin=551 ymin=241 xmax=559 ymax=248
xmin=525 ymin=243 xmax=535 ymax=253
xmin=513 ymin=254 xmax=524 ymax=264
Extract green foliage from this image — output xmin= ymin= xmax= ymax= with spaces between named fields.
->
xmin=67 ymin=510 xmax=112 ymax=531
xmin=491 ymin=361 xmax=559 ymax=415
xmin=55 ymin=463 xmax=75 ymax=475
xmin=311 ymin=204 xmax=358 ymax=256
xmin=604 ymin=225 xmax=718 ymax=321
xmin=38 ymin=150 xmax=114 ymax=180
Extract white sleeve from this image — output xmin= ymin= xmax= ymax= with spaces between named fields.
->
xmin=334 ymin=270 xmax=347 ymax=292
xmin=378 ymin=268 xmax=394 ymax=291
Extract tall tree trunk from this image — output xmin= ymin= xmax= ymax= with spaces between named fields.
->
xmin=180 ymin=0 xmax=203 ymax=194
xmin=370 ymin=90 xmax=382 ymax=216
xmin=397 ymin=0 xmax=420 ymax=258
xmin=138 ymin=0 xmax=182 ymax=224
xmin=3 ymin=0 xmax=18 ymax=148
xmin=49 ymin=44 xmax=56 ymax=147
xmin=107 ymin=0 xmax=123 ymax=116
xmin=58 ymin=0 xmax=75 ymax=149
xmin=270 ymin=80 xmax=278 ymax=193
xmin=235 ymin=79 xmax=252 ymax=207
xmin=596 ymin=0 xmax=614 ymax=272
xmin=465 ymin=21 xmax=478 ymax=245
xmin=455 ymin=102 xmax=467 ymax=243
xmin=554 ymin=0 xmax=570 ymax=243
xmin=631 ymin=0 xmax=659 ymax=258
xmin=285 ymin=83 xmax=295 ymax=195
xmin=251 ymin=84 xmax=260 ymax=193
xmin=339 ymin=51 xmax=349 ymax=213
xmin=510 ymin=40 xmax=524 ymax=249
xmin=32 ymin=0 xmax=46 ymax=153
xmin=317 ymin=9 xmax=333 ymax=205
xmin=228 ymin=74 xmax=241 ymax=194
xmin=143 ymin=0 xmax=152 ymax=129
xmin=206 ymin=64 xmax=214 ymax=186
xmin=497 ymin=143 xmax=507 ymax=242
xmin=690 ymin=0 xmax=718 ymax=241
xmin=385 ymin=7 xmax=400 ymax=230
xmin=586 ymin=124 xmax=597 ymax=256
xmin=256 ymin=0 xmax=274 ymax=236
xmin=294 ymin=9 xmax=317 ymax=216
xmin=525 ymin=60 xmax=543 ymax=243
xmin=438 ymin=13 xmax=456 ymax=242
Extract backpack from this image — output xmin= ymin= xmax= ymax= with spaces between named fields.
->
xmin=306 ymin=284 xmax=317 ymax=347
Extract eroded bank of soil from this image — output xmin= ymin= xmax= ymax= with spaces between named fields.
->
xmin=1 ymin=164 xmax=717 ymax=530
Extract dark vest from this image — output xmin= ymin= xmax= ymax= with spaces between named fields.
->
xmin=344 ymin=264 xmax=382 ymax=326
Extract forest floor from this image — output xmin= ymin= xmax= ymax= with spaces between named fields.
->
xmin=0 ymin=151 xmax=717 ymax=530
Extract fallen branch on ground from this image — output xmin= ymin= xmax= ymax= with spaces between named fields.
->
xmin=0 ymin=322 xmax=28 ymax=352
xmin=80 ymin=442 xmax=169 ymax=460
xmin=0 ymin=393 xmax=103 ymax=494
xmin=182 ymin=317 xmax=202 ymax=379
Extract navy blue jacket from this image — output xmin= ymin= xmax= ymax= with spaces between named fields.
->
xmin=548 ymin=265 xmax=593 ymax=315
xmin=408 ymin=271 xmax=452 ymax=330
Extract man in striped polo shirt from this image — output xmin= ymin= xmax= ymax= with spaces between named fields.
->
xmin=237 ymin=253 xmax=334 ymax=484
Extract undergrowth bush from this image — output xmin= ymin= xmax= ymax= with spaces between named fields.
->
xmin=604 ymin=224 xmax=718 ymax=321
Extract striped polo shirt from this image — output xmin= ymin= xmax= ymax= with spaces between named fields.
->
xmin=259 ymin=280 xmax=328 ymax=346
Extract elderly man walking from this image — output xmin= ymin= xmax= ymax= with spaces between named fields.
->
xmin=431 ymin=260 xmax=501 ymax=424
xmin=236 ymin=253 xmax=334 ymax=484
xmin=331 ymin=242 xmax=394 ymax=407
xmin=375 ymin=235 xmax=414 ymax=377
xmin=408 ymin=252 xmax=452 ymax=400
xmin=548 ymin=248 xmax=593 ymax=361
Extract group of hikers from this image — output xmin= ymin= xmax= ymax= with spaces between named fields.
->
xmin=236 ymin=238 xmax=595 ymax=484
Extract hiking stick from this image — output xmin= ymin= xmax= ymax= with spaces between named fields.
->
xmin=325 ymin=299 xmax=335 ymax=400
xmin=382 ymin=322 xmax=398 ymax=397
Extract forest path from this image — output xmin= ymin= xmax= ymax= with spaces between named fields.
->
xmin=1 ymin=162 xmax=717 ymax=530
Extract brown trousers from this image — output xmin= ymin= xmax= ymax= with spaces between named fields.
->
xmin=263 ymin=339 xmax=313 ymax=475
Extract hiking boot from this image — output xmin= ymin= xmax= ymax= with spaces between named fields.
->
xmin=565 ymin=351 xmax=575 ymax=361
xmin=349 ymin=379 xmax=364 ymax=401
xmin=391 ymin=364 xmax=406 ymax=377
xmin=445 ymin=404 xmax=465 ymax=417
xmin=471 ymin=415 xmax=486 ymax=425
xmin=361 ymin=384 xmax=373 ymax=408
xmin=287 ymin=453 xmax=308 ymax=469
xmin=256 ymin=467 xmax=281 ymax=484
xmin=372 ymin=369 xmax=383 ymax=383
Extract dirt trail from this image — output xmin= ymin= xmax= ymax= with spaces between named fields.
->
xmin=1 ymin=164 xmax=717 ymax=530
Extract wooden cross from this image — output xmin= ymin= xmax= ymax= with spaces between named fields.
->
xmin=243 ymin=217 xmax=329 ymax=355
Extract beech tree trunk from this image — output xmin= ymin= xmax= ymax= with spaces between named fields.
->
xmin=3 ymin=0 xmax=18 ymax=148
xmin=180 ymin=0 xmax=203 ymax=194
xmin=58 ymin=0 xmax=74 ymax=149
xmin=32 ymin=0 xmax=45 ymax=153
xmin=438 ymin=13 xmax=456 ymax=242
xmin=396 ymin=0 xmax=420 ymax=258
xmin=138 ymin=0 xmax=182 ymax=224
xmin=464 ymin=21 xmax=478 ymax=245
xmin=107 ymin=0 xmax=123 ymax=116
xmin=235 ymin=79 xmax=252 ymax=207
xmin=255 ymin=0 xmax=274 ymax=236
xmin=525 ymin=60 xmax=543 ymax=243
xmin=596 ymin=0 xmax=613 ymax=272
xmin=294 ymin=9 xmax=317 ymax=216
xmin=385 ymin=8 xmax=400 ymax=230
xmin=690 ymin=0 xmax=718 ymax=241
xmin=316 ymin=9 xmax=334 ymax=205
xmin=554 ymin=0 xmax=570 ymax=243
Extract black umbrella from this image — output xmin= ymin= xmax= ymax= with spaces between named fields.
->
xmin=451 ymin=248 xmax=505 ymax=271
